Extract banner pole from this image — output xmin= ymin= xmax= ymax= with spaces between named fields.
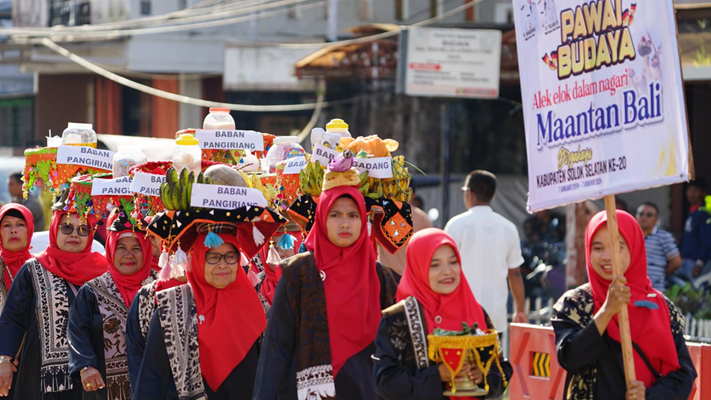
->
xmin=603 ymin=195 xmax=637 ymax=383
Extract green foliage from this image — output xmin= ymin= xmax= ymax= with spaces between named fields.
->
xmin=432 ymin=322 xmax=480 ymax=337
xmin=666 ymin=283 xmax=711 ymax=320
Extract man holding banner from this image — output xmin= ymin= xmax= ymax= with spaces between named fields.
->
xmin=512 ymin=0 xmax=699 ymax=396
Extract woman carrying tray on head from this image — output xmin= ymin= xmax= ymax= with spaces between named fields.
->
xmin=133 ymin=214 xmax=278 ymax=399
xmin=0 ymin=199 xmax=109 ymax=399
xmin=67 ymin=210 xmax=157 ymax=399
xmin=253 ymin=165 xmax=400 ymax=400
xmin=552 ymin=210 xmax=696 ymax=400
xmin=124 ymin=243 xmax=186 ymax=391
xmin=373 ymin=228 xmax=512 ymax=399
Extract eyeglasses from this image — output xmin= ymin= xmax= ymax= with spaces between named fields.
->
xmin=59 ymin=224 xmax=90 ymax=237
xmin=637 ymin=212 xmax=656 ymax=218
xmin=460 ymin=187 xmax=470 ymax=193
xmin=205 ymin=251 xmax=239 ymax=265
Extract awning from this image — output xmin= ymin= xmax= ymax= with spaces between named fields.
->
xmin=294 ymin=23 xmax=520 ymax=82
xmin=295 ymin=24 xmax=399 ymax=81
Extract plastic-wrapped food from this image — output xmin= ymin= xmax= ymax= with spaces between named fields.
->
xmin=61 ymin=122 xmax=97 ymax=148
xmin=310 ymin=118 xmax=352 ymax=151
xmin=203 ymin=108 xmax=235 ymax=130
xmin=264 ymin=136 xmax=305 ymax=174
xmin=112 ymin=146 xmax=147 ymax=178
xmin=172 ymin=134 xmax=202 ymax=176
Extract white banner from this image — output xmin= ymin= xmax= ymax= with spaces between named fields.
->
xmin=353 ymin=157 xmax=393 ymax=179
xmin=91 ymin=176 xmax=133 ymax=196
xmin=56 ymin=146 xmax=114 ymax=171
xmin=311 ymin=144 xmax=340 ymax=166
xmin=513 ymin=0 xmax=689 ymax=211
xmin=403 ymin=27 xmax=502 ymax=99
xmin=283 ymin=157 xmax=307 ymax=175
xmin=190 ymin=183 xmax=267 ymax=209
xmin=130 ymin=171 xmax=165 ymax=197
xmin=195 ymin=129 xmax=264 ymax=151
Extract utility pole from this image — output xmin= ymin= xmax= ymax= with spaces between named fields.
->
xmin=327 ymin=0 xmax=338 ymax=42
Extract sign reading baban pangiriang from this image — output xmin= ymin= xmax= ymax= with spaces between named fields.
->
xmin=513 ymin=0 xmax=690 ymax=211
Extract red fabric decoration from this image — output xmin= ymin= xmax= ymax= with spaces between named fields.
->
xmin=303 ymin=185 xmax=381 ymax=377
xmin=188 ymin=233 xmax=267 ymax=391
xmin=142 ymin=215 xmax=162 ymax=272
xmin=35 ymin=211 xmax=109 ymax=287
xmin=105 ymin=230 xmax=154 ymax=308
xmin=0 ymin=204 xmax=35 ymax=289
xmin=260 ymin=264 xmax=281 ymax=305
xmin=155 ymin=278 xmax=185 ymax=293
xmin=397 ymin=228 xmax=488 ymax=333
xmin=586 ymin=210 xmax=681 ymax=387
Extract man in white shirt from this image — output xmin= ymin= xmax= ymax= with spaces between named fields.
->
xmin=444 ymin=170 xmax=527 ymax=333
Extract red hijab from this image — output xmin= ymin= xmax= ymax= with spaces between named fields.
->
xmin=105 ymin=229 xmax=154 ymax=308
xmin=397 ymin=228 xmax=488 ymax=333
xmin=35 ymin=210 xmax=109 ymax=287
xmin=586 ymin=210 xmax=680 ymax=387
xmin=143 ymin=215 xmax=161 ymax=272
xmin=303 ymin=185 xmax=381 ymax=377
xmin=0 ymin=204 xmax=35 ymax=289
xmin=188 ymin=233 xmax=266 ymax=391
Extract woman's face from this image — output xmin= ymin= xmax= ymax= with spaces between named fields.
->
xmin=326 ymin=197 xmax=362 ymax=248
xmin=589 ymin=225 xmax=631 ymax=281
xmin=113 ymin=236 xmax=144 ymax=275
xmin=56 ymin=214 xmax=89 ymax=253
xmin=428 ymin=244 xmax=461 ymax=295
xmin=1 ymin=215 xmax=28 ymax=252
xmin=204 ymin=242 xmax=240 ymax=289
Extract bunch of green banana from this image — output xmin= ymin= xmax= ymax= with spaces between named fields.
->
xmin=386 ymin=155 xmax=413 ymax=202
xmin=358 ymin=171 xmax=370 ymax=196
xmin=160 ymin=167 xmax=207 ymax=210
xmin=365 ymin=177 xmax=383 ymax=200
xmin=299 ymin=161 xmax=324 ymax=197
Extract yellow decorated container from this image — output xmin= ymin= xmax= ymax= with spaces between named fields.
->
xmin=427 ymin=330 xmax=507 ymax=397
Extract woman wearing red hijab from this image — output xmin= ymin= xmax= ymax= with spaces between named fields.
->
xmin=374 ymin=228 xmax=512 ymax=399
xmin=253 ymin=184 xmax=400 ymax=400
xmin=0 ymin=208 xmax=109 ymax=399
xmin=552 ymin=210 xmax=696 ymax=400
xmin=134 ymin=231 xmax=268 ymax=399
xmin=0 ymin=204 xmax=34 ymax=311
xmin=67 ymin=210 xmax=156 ymax=399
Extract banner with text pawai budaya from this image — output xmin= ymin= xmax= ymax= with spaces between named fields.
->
xmin=513 ymin=0 xmax=690 ymax=212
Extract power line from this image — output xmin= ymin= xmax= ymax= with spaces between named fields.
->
xmin=214 ymin=0 xmax=486 ymax=49
xmin=1 ymin=0 xmax=325 ymax=38
xmin=36 ymin=0 xmax=483 ymax=113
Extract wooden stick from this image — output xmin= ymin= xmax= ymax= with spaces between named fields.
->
xmin=603 ymin=195 xmax=636 ymax=383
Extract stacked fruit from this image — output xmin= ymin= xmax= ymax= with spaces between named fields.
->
xmin=380 ymin=155 xmax=412 ymax=202
xmin=299 ymin=161 xmax=325 ymax=197
xmin=159 ymin=167 xmax=210 ymax=210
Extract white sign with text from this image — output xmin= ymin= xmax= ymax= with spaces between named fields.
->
xmin=91 ymin=176 xmax=133 ymax=196
xmin=57 ymin=146 xmax=114 ymax=171
xmin=130 ymin=171 xmax=165 ymax=197
xmin=353 ymin=157 xmax=393 ymax=179
xmin=191 ymin=183 xmax=267 ymax=209
xmin=282 ymin=157 xmax=307 ymax=175
xmin=311 ymin=144 xmax=340 ymax=166
xmin=195 ymin=130 xmax=264 ymax=151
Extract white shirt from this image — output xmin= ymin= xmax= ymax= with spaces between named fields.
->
xmin=444 ymin=206 xmax=524 ymax=332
